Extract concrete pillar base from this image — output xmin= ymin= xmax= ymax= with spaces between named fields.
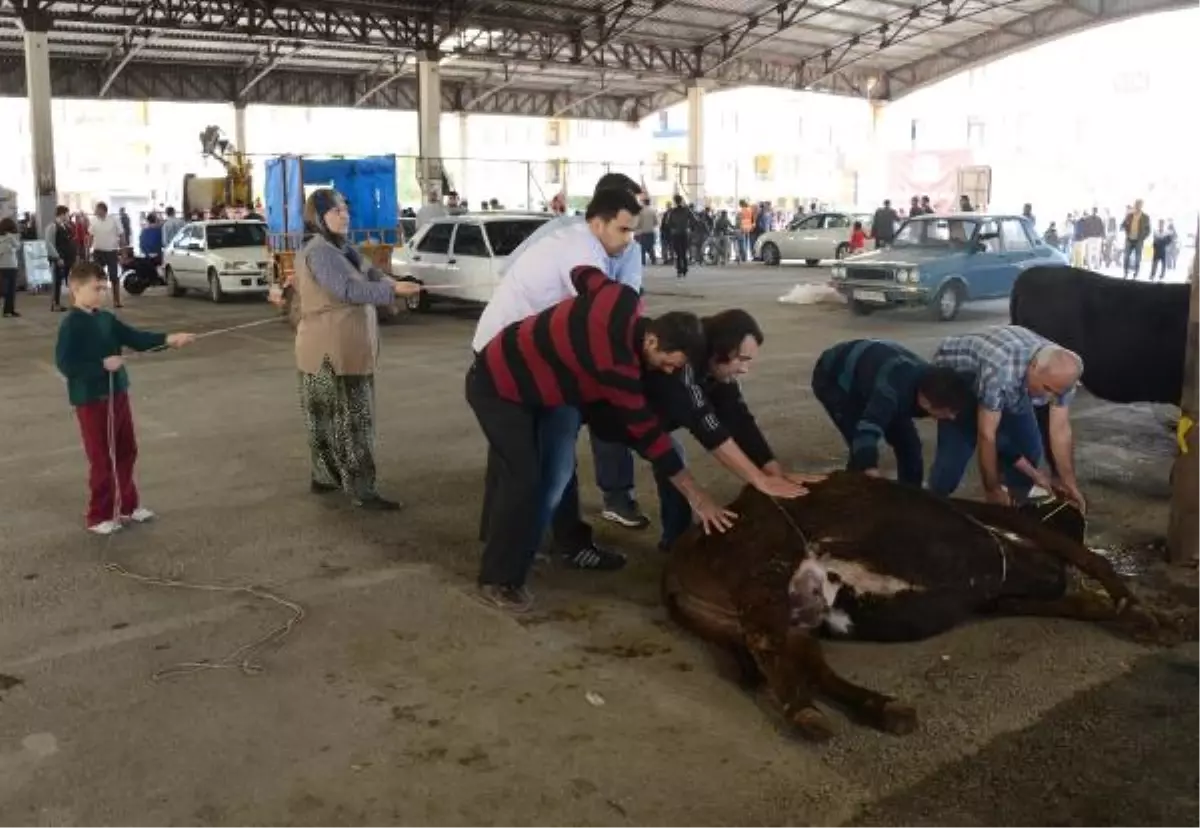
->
xmin=23 ymin=29 xmax=57 ymax=237
xmin=416 ymin=54 xmax=443 ymax=201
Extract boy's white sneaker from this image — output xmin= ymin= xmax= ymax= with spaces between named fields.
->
xmin=88 ymin=520 xmax=123 ymax=536
xmin=122 ymin=507 xmax=156 ymax=524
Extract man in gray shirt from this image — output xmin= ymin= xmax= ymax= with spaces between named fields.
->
xmin=635 ymin=194 xmax=658 ymax=265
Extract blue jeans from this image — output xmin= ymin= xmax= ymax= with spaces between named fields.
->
xmin=533 ymin=406 xmax=583 ymax=550
xmin=1124 ymin=241 xmax=1143 ymax=277
xmin=653 ymin=435 xmax=691 ymax=548
xmin=929 ymin=406 xmax=1044 ymax=499
xmin=590 ymin=430 xmax=635 ymax=500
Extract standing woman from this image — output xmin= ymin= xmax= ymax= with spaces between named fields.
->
xmin=292 ymin=188 xmax=420 ymax=510
xmin=0 ymin=217 xmax=20 ymax=317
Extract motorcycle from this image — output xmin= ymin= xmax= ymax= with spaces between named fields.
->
xmin=120 ymin=253 xmax=165 ymax=296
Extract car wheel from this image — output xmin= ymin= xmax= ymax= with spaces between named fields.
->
xmin=122 ymin=272 xmax=147 ymax=296
xmin=932 ymin=282 xmax=963 ymax=321
xmin=165 ymin=266 xmax=184 ymax=297
xmin=850 ymin=300 xmax=876 ymax=316
xmin=760 ymin=243 xmax=781 ymax=267
xmin=835 ymin=243 xmax=850 ymax=260
xmin=208 ymin=268 xmax=225 ymax=303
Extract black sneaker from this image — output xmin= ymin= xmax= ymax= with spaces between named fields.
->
xmin=600 ymin=495 xmax=651 ymax=530
xmin=310 ymin=480 xmax=339 ymax=494
xmin=563 ymin=543 xmax=627 ymax=571
xmin=354 ymin=495 xmax=403 ymax=511
xmin=474 ymin=584 xmax=534 ymax=613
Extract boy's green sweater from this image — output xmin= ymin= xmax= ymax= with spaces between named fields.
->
xmin=54 ymin=308 xmax=167 ymax=406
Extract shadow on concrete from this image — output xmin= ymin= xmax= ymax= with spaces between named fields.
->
xmin=849 ymin=651 xmax=1199 ymax=827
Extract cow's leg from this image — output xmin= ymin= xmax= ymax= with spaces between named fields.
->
xmin=995 ymin=592 xmax=1198 ymax=646
xmin=742 ymin=632 xmax=835 ymax=742
xmin=791 ymin=634 xmax=917 ymax=735
xmin=953 ymin=500 xmax=1134 ymax=606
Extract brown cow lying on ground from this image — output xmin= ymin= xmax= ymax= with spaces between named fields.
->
xmin=663 ymin=471 xmax=1196 ymax=742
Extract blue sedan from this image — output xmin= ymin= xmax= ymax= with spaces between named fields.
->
xmin=830 ymin=214 xmax=1068 ymax=321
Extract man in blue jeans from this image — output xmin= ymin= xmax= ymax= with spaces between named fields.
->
xmin=502 ymin=173 xmax=651 ymax=531
xmin=473 ymin=184 xmax=647 ymax=571
xmin=929 ymin=325 xmax=1087 ymax=511
xmin=588 ymin=309 xmax=817 ymax=551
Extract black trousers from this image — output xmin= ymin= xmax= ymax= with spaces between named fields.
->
xmin=94 ymin=249 xmax=121 ymax=304
xmin=0 ymin=267 xmax=16 ymax=315
xmin=52 ymin=260 xmax=73 ymax=306
xmin=670 ymin=234 xmax=689 ymax=276
xmin=467 ymin=366 xmax=543 ymax=588
xmin=477 ymin=423 xmax=594 ymax=555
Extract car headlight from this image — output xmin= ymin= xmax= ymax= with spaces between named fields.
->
xmin=227 ymin=260 xmax=258 ymax=271
xmin=831 ymin=265 xmax=846 ymax=279
xmin=898 ymin=268 xmax=918 ymax=283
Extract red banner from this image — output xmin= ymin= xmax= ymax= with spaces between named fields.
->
xmin=887 ymin=150 xmax=976 ymax=213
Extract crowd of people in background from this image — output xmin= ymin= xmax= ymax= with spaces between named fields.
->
xmin=1041 ymin=200 xmax=1182 ymax=280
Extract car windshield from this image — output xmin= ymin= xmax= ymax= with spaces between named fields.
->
xmin=485 ymin=219 xmax=550 ymax=257
xmin=206 ymin=223 xmax=267 ymax=249
xmin=892 ymin=217 xmax=979 ymax=248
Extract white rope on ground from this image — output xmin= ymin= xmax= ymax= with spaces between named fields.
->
xmin=97 ymin=283 xmax=487 ymax=680
xmin=102 ymin=313 xmax=305 ymax=681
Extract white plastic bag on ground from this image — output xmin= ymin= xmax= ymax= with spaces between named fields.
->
xmin=778 ymin=283 xmax=845 ymax=305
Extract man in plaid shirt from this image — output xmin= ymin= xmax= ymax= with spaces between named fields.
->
xmin=929 ymin=325 xmax=1086 ymax=511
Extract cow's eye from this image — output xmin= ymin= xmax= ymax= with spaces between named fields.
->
xmin=827 ymin=572 xmax=842 ymax=585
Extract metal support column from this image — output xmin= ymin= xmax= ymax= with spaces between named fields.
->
xmin=234 ymin=103 xmax=248 ymax=153
xmin=23 ymin=22 xmax=57 ymax=237
xmin=685 ymin=81 xmax=709 ymax=203
xmin=1167 ymin=229 xmax=1199 ymax=564
xmin=456 ymin=112 xmax=469 ymax=199
xmin=416 ymin=52 xmax=443 ymax=201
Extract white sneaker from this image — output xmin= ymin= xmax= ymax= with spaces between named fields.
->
xmin=88 ymin=520 xmax=123 ymax=536
xmin=122 ymin=507 xmax=156 ymax=524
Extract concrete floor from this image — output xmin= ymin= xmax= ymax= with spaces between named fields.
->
xmin=0 ymin=264 xmax=1195 ymax=827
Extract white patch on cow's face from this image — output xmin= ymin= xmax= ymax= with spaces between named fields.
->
xmin=821 ymin=557 xmax=922 ymax=597
xmin=788 ymin=558 xmax=852 ymax=635
xmin=788 ymin=555 xmax=924 ymax=636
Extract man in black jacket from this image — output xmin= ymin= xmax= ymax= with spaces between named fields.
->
xmin=590 ymin=309 xmax=819 ymax=550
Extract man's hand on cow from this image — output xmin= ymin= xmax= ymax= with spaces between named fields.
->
xmin=984 ymin=487 xmax=1013 ymax=507
xmin=753 ymin=473 xmax=809 ymax=499
xmin=690 ymin=490 xmax=737 ymax=535
xmin=1053 ymin=478 xmax=1088 ymax=514
xmin=762 ymin=461 xmax=826 ymax=489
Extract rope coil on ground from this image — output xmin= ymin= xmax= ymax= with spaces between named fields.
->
xmin=102 ymin=313 xmax=306 ymax=681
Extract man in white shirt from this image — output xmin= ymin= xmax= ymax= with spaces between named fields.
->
xmin=88 ymin=201 xmax=124 ymax=304
xmin=472 ymin=185 xmax=643 ymax=572
xmin=160 ymin=206 xmax=185 ymax=248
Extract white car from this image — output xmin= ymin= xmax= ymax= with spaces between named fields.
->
xmin=392 ymin=213 xmax=551 ymax=311
xmin=755 ymin=211 xmax=873 ymax=266
xmin=164 ymin=220 xmax=271 ymax=302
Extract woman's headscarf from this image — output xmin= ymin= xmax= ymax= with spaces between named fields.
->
xmin=304 ymin=187 xmax=364 ymax=268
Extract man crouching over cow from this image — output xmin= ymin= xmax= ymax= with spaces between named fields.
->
xmin=811 ymin=339 xmax=976 ymax=486
xmin=589 ymin=309 xmax=820 ymax=552
xmin=467 ymin=266 xmax=740 ymax=613
xmin=929 ymin=325 xmax=1086 ymax=511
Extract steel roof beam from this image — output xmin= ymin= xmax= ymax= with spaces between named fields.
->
xmin=354 ymin=52 xmax=412 ymax=107
xmin=882 ymin=0 xmax=1194 ymax=98
xmin=98 ymin=27 xmax=154 ymax=97
xmin=238 ymin=40 xmax=306 ymax=101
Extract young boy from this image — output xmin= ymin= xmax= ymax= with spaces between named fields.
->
xmin=54 ymin=262 xmax=195 ymax=534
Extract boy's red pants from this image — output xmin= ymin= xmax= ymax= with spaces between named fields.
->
xmin=75 ymin=391 xmax=140 ymax=526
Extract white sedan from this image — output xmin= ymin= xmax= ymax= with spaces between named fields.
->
xmin=755 ymin=211 xmax=872 ymax=266
xmin=164 ymin=220 xmax=271 ymax=302
xmin=391 ymin=213 xmax=550 ymax=311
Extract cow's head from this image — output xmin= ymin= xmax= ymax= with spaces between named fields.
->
xmin=787 ymin=557 xmax=852 ymax=635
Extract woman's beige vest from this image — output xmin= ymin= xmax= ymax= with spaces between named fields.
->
xmin=293 ymin=236 xmax=380 ymax=376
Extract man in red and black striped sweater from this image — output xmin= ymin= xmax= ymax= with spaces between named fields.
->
xmin=466 ymin=266 xmax=735 ymax=613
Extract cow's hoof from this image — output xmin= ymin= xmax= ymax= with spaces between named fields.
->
xmin=792 ymin=707 xmax=836 ymax=742
xmin=879 ymin=701 xmax=918 ymax=735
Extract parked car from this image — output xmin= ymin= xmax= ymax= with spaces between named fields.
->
xmin=392 ymin=213 xmax=551 ymax=311
xmin=755 ymin=211 xmax=873 ymax=266
xmin=829 ymin=214 xmax=1068 ymax=321
xmin=164 ymin=220 xmax=270 ymax=302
